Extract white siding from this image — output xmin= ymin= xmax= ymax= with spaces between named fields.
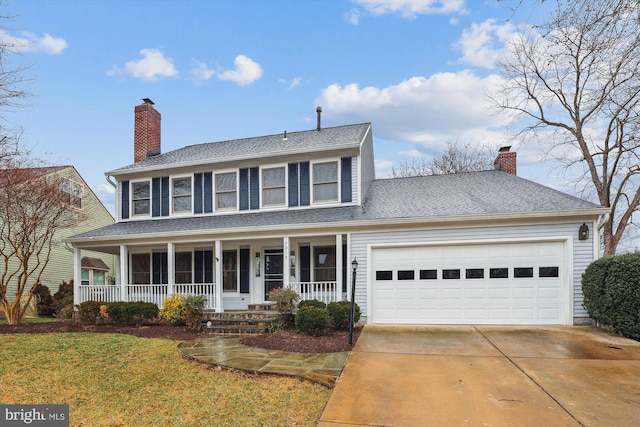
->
xmin=350 ymin=222 xmax=595 ymax=323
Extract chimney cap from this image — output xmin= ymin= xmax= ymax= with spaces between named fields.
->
xmin=499 ymin=146 xmax=511 ymax=153
xmin=142 ymin=98 xmax=155 ymax=105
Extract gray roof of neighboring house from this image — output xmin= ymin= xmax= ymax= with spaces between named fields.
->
xmin=108 ymin=123 xmax=371 ymax=175
xmin=68 ymin=170 xmax=604 ymax=242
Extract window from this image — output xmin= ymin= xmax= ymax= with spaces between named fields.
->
xmin=398 ymin=270 xmax=415 ymax=280
xmin=81 ymin=269 xmax=106 ymax=285
xmin=175 ymin=252 xmax=192 ymax=283
xmin=376 ymin=271 xmax=393 ymax=280
xmin=81 ymin=269 xmax=90 ymax=286
xmin=262 ymin=167 xmax=286 ymax=207
xmin=132 ymin=181 xmax=151 ymax=215
xmin=61 ymin=179 xmax=83 ymax=209
xmin=314 ymin=247 xmax=336 ymax=281
xmin=313 ymin=161 xmax=338 ymax=202
xmin=490 ymin=268 xmax=509 ymax=279
xmin=443 ymin=269 xmax=461 ymax=279
xmin=195 ymin=250 xmax=214 ymax=283
xmin=223 ymin=250 xmax=238 ymax=292
xmin=131 ymin=254 xmax=151 ymax=284
xmin=539 ymin=267 xmax=559 ymax=278
xmin=216 ymin=172 xmax=237 ymax=210
xmin=172 ymin=177 xmax=192 ymax=213
xmin=420 ymin=269 xmax=437 ymax=280
xmin=514 ymin=267 xmax=534 ymax=278
xmin=466 ymin=269 xmax=484 ymax=279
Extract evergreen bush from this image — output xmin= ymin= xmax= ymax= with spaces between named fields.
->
xmin=298 ymin=299 xmax=326 ymax=310
xmin=295 ymin=306 xmax=329 ymax=336
xmin=327 ymin=301 xmax=360 ymax=330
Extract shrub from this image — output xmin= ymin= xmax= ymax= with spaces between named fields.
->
xmin=52 ymin=280 xmax=74 ymax=315
xmin=184 ymin=295 xmax=207 ymax=329
xmin=298 ymin=299 xmax=326 ymax=310
xmin=295 ymin=306 xmax=329 ymax=336
xmin=268 ymin=287 xmax=300 ymax=328
xmin=56 ymin=304 xmax=75 ymax=322
xmin=34 ymin=284 xmax=54 ymax=316
xmin=582 ymin=252 xmax=640 ymax=340
xmin=160 ymin=294 xmax=207 ymax=328
xmin=107 ymin=301 xmax=159 ymax=325
xmin=77 ymin=301 xmax=103 ymax=324
xmin=327 ymin=301 xmax=360 ymax=330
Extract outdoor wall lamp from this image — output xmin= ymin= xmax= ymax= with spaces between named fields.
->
xmin=579 ymin=223 xmax=589 ymax=241
xmin=349 ymin=258 xmax=358 ymax=345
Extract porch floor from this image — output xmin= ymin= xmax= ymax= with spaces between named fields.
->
xmin=177 ymin=335 xmax=349 ymax=388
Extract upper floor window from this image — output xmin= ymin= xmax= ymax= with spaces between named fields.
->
xmin=313 ymin=161 xmax=338 ymax=203
xmin=262 ymin=167 xmax=286 ymax=207
xmin=132 ymin=181 xmax=151 ymax=215
xmin=216 ymin=172 xmax=237 ymax=210
xmin=61 ymin=178 xmax=83 ymax=210
xmin=172 ymin=177 xmax=192 ymax=213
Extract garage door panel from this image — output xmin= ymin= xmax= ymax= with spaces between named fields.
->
xmin=372 ymin=241 xmax=565 ymax=325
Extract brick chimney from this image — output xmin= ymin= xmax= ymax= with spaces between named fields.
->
xmin=134 ymin=98 xmax=161 ymax=163
xmin=494 ymin=146 xmax=516 ymax=175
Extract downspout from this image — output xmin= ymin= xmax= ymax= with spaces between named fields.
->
xmin=106 ymin=175 xmax=116 ymax=188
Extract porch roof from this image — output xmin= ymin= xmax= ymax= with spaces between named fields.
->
xmin=67 ymin=170 xmax=605 ymax=245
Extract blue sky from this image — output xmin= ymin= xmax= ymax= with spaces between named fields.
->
xmin=3 ymin=0 xmax=557 ymax=217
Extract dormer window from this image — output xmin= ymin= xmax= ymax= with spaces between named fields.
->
xmin=172 ymin=176 xmax=192 ymax=213
xmin=262 ymin=167 xmax=286 ymax=207
xmin=132 ymin=181 xmax=151 ymax=215
xmin=216 ymin=172 xmax=237 ymax=210
xmin=313 ymin=161 xmax=338 ymax=203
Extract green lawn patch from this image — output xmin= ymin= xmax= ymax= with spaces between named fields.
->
xmin=0 ymin=333 xmax=331 ymax=426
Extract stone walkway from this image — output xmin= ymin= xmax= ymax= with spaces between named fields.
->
xmin=177 ymin=335 xmax=349 ymax=387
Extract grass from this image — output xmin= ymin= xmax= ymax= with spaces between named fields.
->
xmin=0 ymin=316 xmax=58 ymax=324
xmin=0 ymin=333 xmax=332 ymax=426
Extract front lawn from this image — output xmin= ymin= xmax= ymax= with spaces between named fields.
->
xmin=0 ymin=333 xmax=331 ymax=426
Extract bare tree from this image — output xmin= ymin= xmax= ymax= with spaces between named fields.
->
xmin=491 ymin=0 xmax=640 ymax=255
xmin=391 ymin=141 xmax=495 ymax=177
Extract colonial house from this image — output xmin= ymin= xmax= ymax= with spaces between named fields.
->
xmin=3 ymin=166 xmax=115 ymax=298
xmin=65 ymin=99 xmax=608 ymax=325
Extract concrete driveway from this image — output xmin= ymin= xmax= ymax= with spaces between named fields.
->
xmin=318 ymin=325 xmax=640 ymax=427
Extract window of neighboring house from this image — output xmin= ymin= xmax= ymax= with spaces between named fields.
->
xmin=172 ymin=177 xmax=192 ymax=213
xmin=175 ymin=252 xmax=192 ymax=283
xmin=262 ymin=167 xmax=286 ymax=207
xmin=223 ymin=250 xmax=238 ymax=292
xmin=61 ymin=178 xmax=83 ymax=209
xmin=81 ymin=269 xmax=90 ymax=286
xmin=131 ymin=254 xmax=151 ymax=284
xmin=313 ymin=161 xmax=338 ymax=203
xmin=216 ymin=172 xmax=237 ymax=210
xmin=314 ymin=246 xmax=336 ymax=281
xmin=132 ymin=181 xmax=151 ymax=216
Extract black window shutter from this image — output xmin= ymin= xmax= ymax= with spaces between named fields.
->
xmin=342 ymin=244 xmax=348 ymax=292
xmin=300 ymin=162 xmax=310 ymax=206
xmin=194 ymin=173 xmax=203 ymax=214
xmin=239 ymin=168 xmax=249 ymax=210
xmin=121 ymin=180 xmax=130 ymax=219
xmin=341 ymin=157 xmax=352 ymax=203
xmin=239 ymin=248 xmax=250 ymax=293
xmin=288 ymin=163 xmax=298 ymax=207
xmin=249 ymin=167 xmax=259 ymax=209
xmin=203 ymin=172 xmax=213 ymax=213
xmin=152 ymin=178 xmax=160 ymax=217
xmin=204 ymin=249 xmax=213 ymax=283
xmin=300 ymin=246 xmax=311 ymax=283
xmin=161 ymin=177 xmax=169 ymax=216
xmin=194 ymin=250 xmax=204 ymax=283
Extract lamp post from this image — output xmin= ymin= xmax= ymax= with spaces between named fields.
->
xmin=349 ymin=258 xmax=358 ymax=345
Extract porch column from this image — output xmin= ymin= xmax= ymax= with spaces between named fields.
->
xmin=336 ymin=234 xmax=343 ymax=302
xmin=167 ymin=242 xmax=175 ymax=296
xmin=215 ymin=240 xmax=223 ymax=312
xmin=73 ymin=247 xmax=82 ymax=305
xmin=114 ymin=254 xmax=121 ymax=286
xmin=283 ymin=236 xmax=290 ymax=289
xmin=119 ymin=245 xmax=128 ymax=302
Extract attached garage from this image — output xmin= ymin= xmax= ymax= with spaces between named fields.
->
xmin=370 ymin=240 xmax=569 ymax=325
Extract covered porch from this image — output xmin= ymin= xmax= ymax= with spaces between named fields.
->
xmin=72 ymin=234 xmax=351 ymax=311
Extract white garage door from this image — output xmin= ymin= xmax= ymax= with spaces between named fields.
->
xmin=371 ymin=241 xmax=566 ymax=325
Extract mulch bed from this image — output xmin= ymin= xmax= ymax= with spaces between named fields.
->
xmin=0 ymin=321 xmax=362 ymax=353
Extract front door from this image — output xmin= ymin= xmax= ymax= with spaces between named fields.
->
xmin=264 ymin=249 xmax=284 ymax=299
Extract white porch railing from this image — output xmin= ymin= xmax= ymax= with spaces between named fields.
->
xmin=77 ymin=283 xmax=216 ymax=309
xmin=288 ymin=281 xmax=340 ymax=304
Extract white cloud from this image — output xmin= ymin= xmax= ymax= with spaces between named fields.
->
xmin=0 ymin=30 xmax=67 ymax=54
xmin=454 ymin=19 xmax=519 ymax=69
xmin=189 ymin=60 xmax=215 ymax=85
xmin=399 ymin=149 xmax=423 ymax=158
xmin=218 ymin=54 xmax=263 ymax=86
xmin=345 ymin=9 xmax=361 ymax=25
xmin=110 ymin=48 xmax=178 ymax=81
xmin=353 ymin=0 xmax=467 ymax=19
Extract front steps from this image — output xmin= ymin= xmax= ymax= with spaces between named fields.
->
xmin=202 ymin=304 xmax=279 ymax=334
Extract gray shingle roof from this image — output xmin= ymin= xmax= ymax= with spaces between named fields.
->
xmin=108 ymin=123 xmax=371 ymax=175
xmin=68 ymin=170 xmax=604 ymax=241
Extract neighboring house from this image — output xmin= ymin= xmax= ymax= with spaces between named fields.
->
xmin=2 ymin=166 xmax=115 ymax=297
xmin=66 ymin=99 xmax=609 ymax=325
